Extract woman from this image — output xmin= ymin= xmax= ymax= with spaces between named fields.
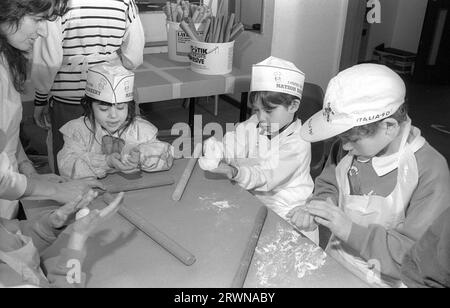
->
xmin=0 ymin=0 xmax=104 ymax=219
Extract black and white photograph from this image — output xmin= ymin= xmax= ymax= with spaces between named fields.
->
xmin=0 ymin=0 xmax=449 ymax=293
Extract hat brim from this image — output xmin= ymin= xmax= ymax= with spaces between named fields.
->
xmin=300 ymin=110 xmax=354 ymax=142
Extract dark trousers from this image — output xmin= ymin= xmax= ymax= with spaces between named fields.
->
xmin=49 ymin=99 xmax=84 ymax=174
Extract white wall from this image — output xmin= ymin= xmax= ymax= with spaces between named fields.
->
xmin=365 ymin=0 xmax=427 ymax=59
xmin=233 ymin=0 xmax=275 ymax=73
xmin=391 ymin=0 xmax=428 ymax=53
xmin=270 ymin=0 xmax=349 ymax=91
xmin=365 ymin=0 xmax=400 ymax=60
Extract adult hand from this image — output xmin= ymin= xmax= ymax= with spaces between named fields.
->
xmin=30 ymin=173 xmax=68 ymax=184
xmin=210 ymin=162 xmax=238 ymax=180
xmin=307 ymin=198 xmax=353 ymax=242
xmin=67 ymin=192 xmax=124 ymax=251
xmin=33 ymin=106 xmax=51 ymax=130
xmin=50 ymin=190 xmax=98 ymax=229
xmin=54 ymin=178 xmax=106 ymax=204
xmin=107 ymin=153 xmax=139 ymax=174
xmin=287 ymin=206 xmax=318 ymax=232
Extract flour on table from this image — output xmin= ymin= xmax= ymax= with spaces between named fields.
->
xmin=254 ymin=224 xmax=327 ymax=287
xmin=197 ymin=193 xmax=238 ymax=213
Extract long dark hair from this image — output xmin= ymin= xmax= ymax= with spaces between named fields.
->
xmin=0 ymin=0 xmax=68 ymax=92
xmin=81 ymin=95 xmax=137 ymax=145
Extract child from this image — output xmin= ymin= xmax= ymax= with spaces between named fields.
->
xmin=58 ymin=64 xmax=173 ymax=179
xmin=31 ymin=0 xmax=145 ymax=174
xmin=199 ymin=57 xmax=316 ymax=243
xmin=401 ymin=206 xmax=450 ymax=288
xmin=290 ymin=64 xmax=450 ymax=287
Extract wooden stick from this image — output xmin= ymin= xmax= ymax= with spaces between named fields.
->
xmin=201 ymin=18 xmax=212 ymax=42
xmin=229 ymin=23 xmax=244 ymax=41
xmin=165 ymin=1 xmax=172 ymax=21
xmin=213 ymin=16 xmax=223 ymax=43
xmin=103 ymin=193 xmax=196 ymax=266
xmin=218 ymin=15 xmax=227 ymax=43
xmin=100 ymin=174 xmax=175 ymax=194
xmin=180 ymin=20 xmax=200 ymax=41
xmin=231 ymin=206 xmax=268 ymax=288
xmin=224 ymin=13 xmax=235 ymax=43
xmin=172 ymin=143 xmax=202 ymax=201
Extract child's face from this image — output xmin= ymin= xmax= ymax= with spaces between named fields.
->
xmin=253 ymin=100 xmax=298 ymax=134
xmin=340 ymin=126 xmax=393 ymax=160
xmin=92 ymin=102 xmax=128 ymax=134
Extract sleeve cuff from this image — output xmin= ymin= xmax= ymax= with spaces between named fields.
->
xmin=34 ymin=92 xmax=49 ymax=106
xmin=347 ymin=223 xmax=370 ymax=253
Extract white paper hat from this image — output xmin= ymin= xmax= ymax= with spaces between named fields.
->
xmin=250 ymin=56 xmax=305 ymax=100
xmin=301 ymin=64 xmax=406 ymax=142
xmin=85 ymin=64 xmax=135 ymax=104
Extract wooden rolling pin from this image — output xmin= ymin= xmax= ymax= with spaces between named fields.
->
xmin=172 ymin=143 xmax=203 ymax=201
xmin=101 ymin=173 xmax=175 ymax=194
xmin=103 ymin=193 xmax=196 ymax=266
xmin=231 ymin=206 xmax=268 ymax=288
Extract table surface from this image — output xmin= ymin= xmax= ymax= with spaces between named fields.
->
xmin=23 ymin=160 xmax=368 ymax=288
xmin=135 ymin=53 xmax=251 ymax=103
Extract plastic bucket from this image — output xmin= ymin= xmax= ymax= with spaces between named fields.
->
xmin=190 ymin=40 xmax=234 ymax=75
xmin=167 ymin=21 xmax=202 ymax=62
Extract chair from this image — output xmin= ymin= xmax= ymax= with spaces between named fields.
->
xmin=298 ymin=82 xmax=326 ymax=180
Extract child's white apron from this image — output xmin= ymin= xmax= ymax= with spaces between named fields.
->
xmin=327 ymin=122 xmax=425 ymax=288
xmin=0 ymin=223 xmax=47 ymax=287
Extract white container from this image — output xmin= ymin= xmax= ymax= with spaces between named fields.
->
xmin=167 ymin=21 xmax=202 ymax=62
xmin=190 ymin=40 xmax=235 ymax=75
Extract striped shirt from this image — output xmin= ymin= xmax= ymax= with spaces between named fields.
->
xmin=32 ymin=0 xmax=145 ymax=105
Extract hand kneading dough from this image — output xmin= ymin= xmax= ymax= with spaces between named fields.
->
xmin=199 ymin=138 xmax=224 ymax=171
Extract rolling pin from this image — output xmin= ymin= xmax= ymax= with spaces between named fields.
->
xmin=101 ymin=174 xmax=175 ymax=194
xmin=103 ymin=193 xmax=196 ymax=266
xmin=172 ymin=143 xmax=203 ymax=201
xmin=231 ymin=206 xmax=268 ymax=288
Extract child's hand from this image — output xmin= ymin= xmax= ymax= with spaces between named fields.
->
xmin=209 ymin=163 xmax=238 ymax=180
xmin=140 ymin=142 xmax=174 ymax=172
xmin=287 ymin=206 xmax=318 ymax=232
xmin=307 ymin=198 xmax=353 ymax=242
xmin=121 ymin=147 xmax=140 ymax=166
xmin=50 ymin=190 xmax=98 ymax=229
xmin=107 ymin=153 xmax=139 ymax=174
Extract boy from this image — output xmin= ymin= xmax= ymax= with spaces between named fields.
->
xmin=200 ymin=57 xmax=316 ymax=243
xmin=290 ymin=64 xmax=450 ymax=287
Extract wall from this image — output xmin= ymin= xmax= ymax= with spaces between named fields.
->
xmin=270 ymin=0 xmax=349 ymax=91
xmin=365 ymin=0 xmax=428 ymax=59
xmin=232 ymin=0 xmax=275 ymax=73
xmin=391 ymin=0 xmax=428 ymax=53
xmin=364 ymin=0 xmax=400 ymax=60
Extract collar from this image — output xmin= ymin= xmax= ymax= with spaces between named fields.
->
xmin=370 ymin=123 xmax=425 ymax=176
xmin=257 ymin=118 xmax=298 ymax=140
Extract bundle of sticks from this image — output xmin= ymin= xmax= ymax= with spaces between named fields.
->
xmin=164 ymin=0 xmax=212 ymax=23
xmin=180 ymin=13 xmax=244 ymax=43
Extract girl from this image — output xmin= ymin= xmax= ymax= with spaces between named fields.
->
xmin=200 ymin=57 xmax=317 ymax=243
xmin=0 ymin=0 xmax=104 ymax=219
xmin=58 ymin=63 xmax=173 ymax=179
xmin=31 ymin=0 xmax=145 ymax=174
